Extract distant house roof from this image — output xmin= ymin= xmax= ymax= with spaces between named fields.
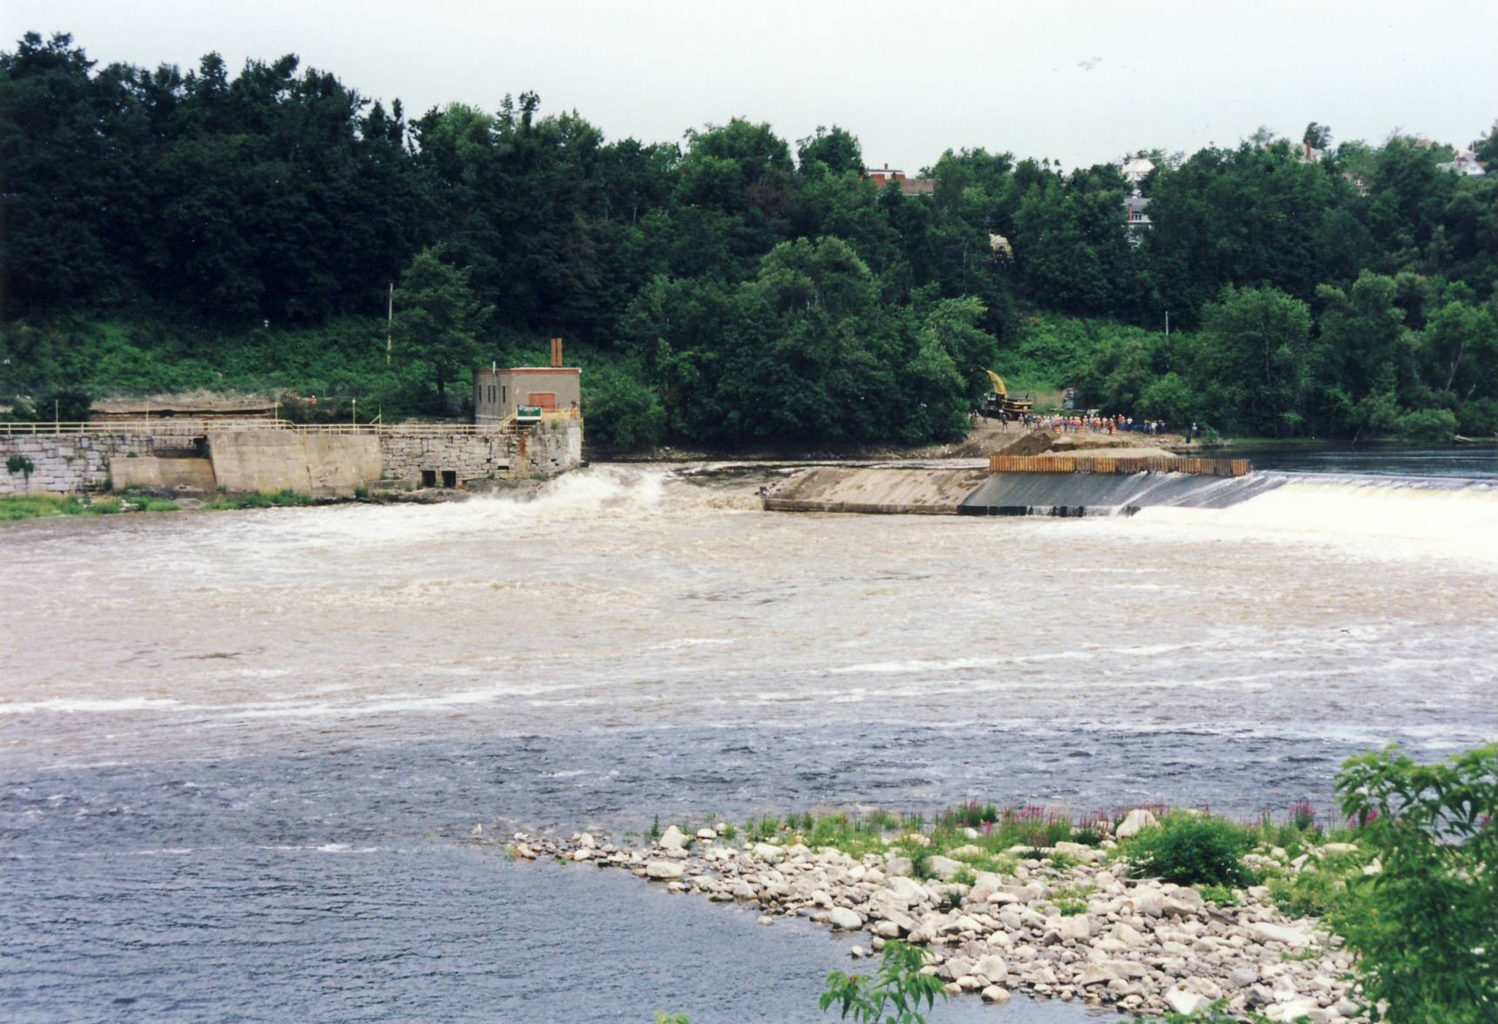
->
xmin=1120 ymin=157 xmax=1155 ymax=184
xmin=1124 ymin=192 xmax=1152 ymax=226
xmin=1437 ymin=150 xmax=1487 ymax=176
xmin=863 ymin=163 xmax=934 ymax=194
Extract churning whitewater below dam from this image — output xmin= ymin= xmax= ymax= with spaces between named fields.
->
xmin=2 ymin=454 xmax=1495 ymax=1023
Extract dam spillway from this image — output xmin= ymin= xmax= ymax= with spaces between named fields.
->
xmin=958 ymin=469 xmax=1283 ymax=516
xmin=763 ymin=457 xmax=1277 ymax=517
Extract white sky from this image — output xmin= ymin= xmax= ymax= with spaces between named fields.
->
xmin=4 ymin=0 xmax=1495 ymax=171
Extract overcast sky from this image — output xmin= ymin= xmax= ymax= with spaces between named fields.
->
xmin=5 ymin=0 xmax=1495 ymax=171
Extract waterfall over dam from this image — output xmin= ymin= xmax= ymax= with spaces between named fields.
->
xmin=959 ymin=469 xmax=1286 ymax=516
xmin=762 ymin=463 xmax=1283 ymax=517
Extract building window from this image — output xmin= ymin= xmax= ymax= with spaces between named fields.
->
xmin=441 ymin=470 xmax=457 ymax=488
xmin=420 ymin=469 xmax=437 ymax=487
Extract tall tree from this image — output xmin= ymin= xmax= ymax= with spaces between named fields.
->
xmin=391 ymin=248 xmax=489 ymax=404
xmin=1194 ymin=285 xmax=1313 ymax=435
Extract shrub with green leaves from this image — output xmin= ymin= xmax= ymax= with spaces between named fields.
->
xmin=1199 ymin=883 xmax=1238 ymax=908
xmin=819 ymin=941 xmax=945 ymax=1024
xmin=1333 ymin=744 xmax=1497 ymax=1024
xmin=1122 ymin=812 xmax=1256 ymax=887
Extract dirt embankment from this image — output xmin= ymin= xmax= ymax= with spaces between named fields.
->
xmin=972 ymin=428 xmax=1183 ymax=462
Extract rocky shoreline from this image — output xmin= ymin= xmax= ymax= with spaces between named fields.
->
xmin=487 ymin=815 xmax=1368 ymax=1023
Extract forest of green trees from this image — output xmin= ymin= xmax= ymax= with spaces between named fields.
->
xmin=2 ymin=32 xmax=1495 ymax=447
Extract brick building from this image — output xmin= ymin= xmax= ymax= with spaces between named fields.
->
xmin=474 ymin=338 xmax=582 ymax=425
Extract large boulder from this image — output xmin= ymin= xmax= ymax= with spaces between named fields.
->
xmin=1115 ymin=808 xmax=1158 ymax=839
xmin=925 ymin=855 xmax=964 ymax=881
xmin=828 ymin=907 xmax=864 ymax=931
xmin=1052 ymin=840 xmax=1106 ymax=864
xmin=884 ymin=876 xmax=929 ymax=905
xmin=753 ymin=842 xmax=786 ymax=864
xmin=1165 ymin=987 xmax=1207 ymax=1015
xmin=1249 ymin=922 xmax=1314 ymax=948
xmin=645 ymin=860 xmax=685 ymax=880
xmin=973 ymin=955 xmax=1008 ymax=984
xmin=1265 ymin=998 xmax=1318 ymax=1022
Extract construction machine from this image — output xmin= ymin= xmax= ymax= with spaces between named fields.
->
xmin=983 ymin=369 xmax=1033 ymax=420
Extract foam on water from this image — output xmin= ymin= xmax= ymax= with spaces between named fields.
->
xmin=1129 ymin=476 xmax=1498 ymax=565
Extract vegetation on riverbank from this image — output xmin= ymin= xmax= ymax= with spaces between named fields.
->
xmin=0 ymin=493 xmax=180 ymax=521
xmin=626 ymin=744 xmax=1495 ymax=1022
xmin=204 ymin=489 xmax=317 ymax=510
xmin=4 ymin=32 xmax=1496 ymax=450
xmin=0 ymin=490 xmax=326 ymax=521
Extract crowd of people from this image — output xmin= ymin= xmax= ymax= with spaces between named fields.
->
xmin=985 ymin=410 xmax=1171 ymax=435
xmin=1019 ymin=413 xmax=1169 ymax=435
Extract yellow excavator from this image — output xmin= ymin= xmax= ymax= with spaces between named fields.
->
xmin=983 ymin=369 xmax=1033 ymax=420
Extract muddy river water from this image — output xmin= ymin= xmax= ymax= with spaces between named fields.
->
xmin=2 ymin=454 xmax=1495 ymax=1022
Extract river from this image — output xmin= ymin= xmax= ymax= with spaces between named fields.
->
xmin=2 ymin=454 xmax=1495 ymax=1022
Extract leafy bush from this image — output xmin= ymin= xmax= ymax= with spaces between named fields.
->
xmin=797 ymin=813 xmax=889 ymax=859
xmin=903 ymin=843 xmax=934 ymax=881
xmin=581 ymin=362 xmax=666 ymax=450
xmin=1267 ymin=870 xmax=1352 ymax=920
xmin=1199 ymin=883 xmax=1238 ymax=908
xmin=1122 ymin=812 xmax=1256 ymax=887
xmin=6 ymin=454 xmax=35 ymax=493
xmin=1332 ymin=744 xmax=1497 ymax=1024
xmin=819 ymin=941 xmax=945 ymax=1024
xmin=748 ymin=816 xmax=780 ymax=841
xmin=1395 ymin=406 xmax=1458 ymax=442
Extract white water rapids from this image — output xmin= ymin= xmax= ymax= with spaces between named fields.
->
xmin=2 ymin=464 xmax=1495 ymax=770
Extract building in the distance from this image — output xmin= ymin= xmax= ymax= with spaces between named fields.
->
xmin=1119 ymin=156 xmax=1155 ymax=185
xmin=862 ymin=163 xmax=936 ymax=195
xmin=1437 ymin=148 xmax=1487 ymax=177
xmin=474 ymin=337 xmax=582 ymax=425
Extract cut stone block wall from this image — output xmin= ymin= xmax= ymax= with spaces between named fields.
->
xmin=523 ymin=420 xmax=584 ymax=477
xmin=1 ymin=435 xmax=155 ymax=497
xmin=378 ymin=433 xmax=516 ymax=487
xmin=2 ymin=419 xmax=584 ymax=498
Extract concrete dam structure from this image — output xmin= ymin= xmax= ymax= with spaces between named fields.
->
xmin=764 ymin=457 xmax=1276 ymax=518
xmin=0 ymin=418 xmax=583 ymax=498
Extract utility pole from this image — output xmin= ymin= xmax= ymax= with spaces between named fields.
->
xmin=1165 ymin=311 xmax=1170 ymax=338
xmin=386 ymin=282 xmax=394 ymax=366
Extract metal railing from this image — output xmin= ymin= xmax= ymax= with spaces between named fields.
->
xmin=0 ymin=415 xmax=519 ymax=438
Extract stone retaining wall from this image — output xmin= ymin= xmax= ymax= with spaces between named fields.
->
xmin=522 ymin=420 xmax=584 ymax=477
xmin=377 ymin=420 xmax=582 ymax=486
xmin=0 ymin=435 xmax=156 ymax=497
xmin=3 ymin=419 xmax=585 ymax=497
xmin=378 ymin=433 xmax=517 ymax=487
